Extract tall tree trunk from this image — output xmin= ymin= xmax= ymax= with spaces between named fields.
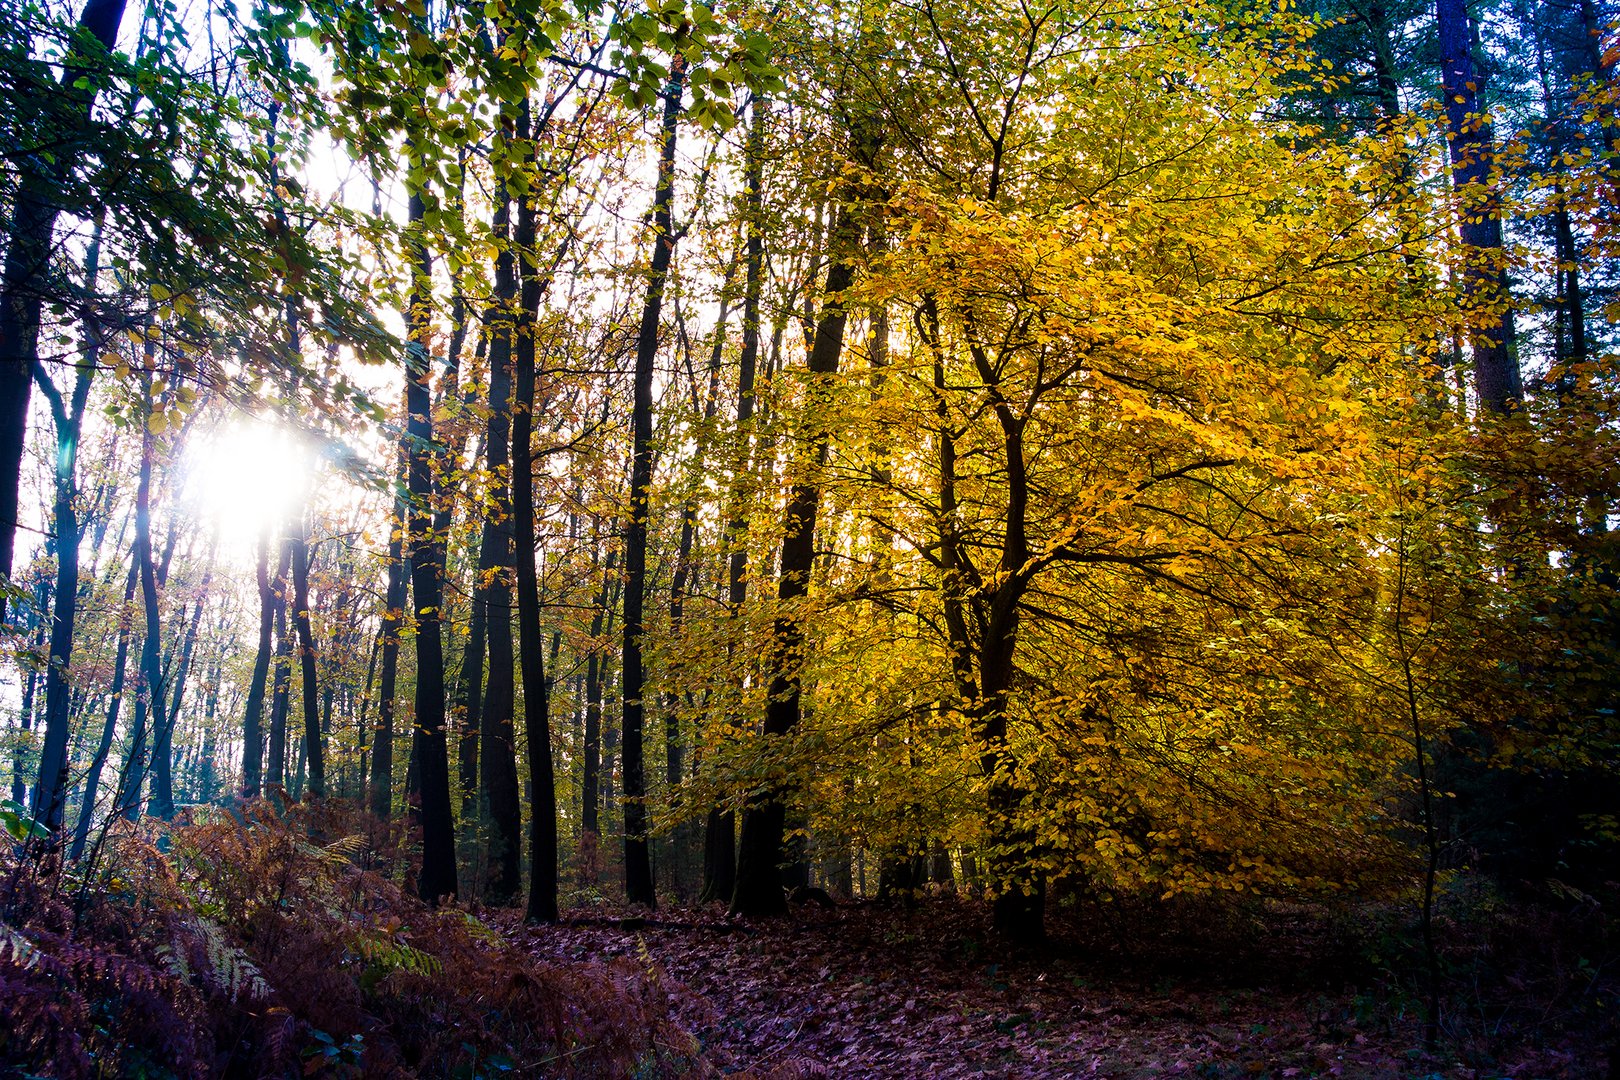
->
xmin=265 ymin=540 xmax=293 ymax=790
xmin=70 ymin=561 xmax=135 ymax=859
xmin=622 ymin=60 xmax=686 ymax=910
xmin=291 ymin=511 xmax=323 ymax=799
xmin=731 ymin=206 xmax=860 ymax=917
xmin=121 ymin=389 xmax=166 ymax=820
xmin=476 ymin=178 xmax=521 ymax=904
xmin=370 ymin=464 xmax=408 ymax=819
xmin=150 ymin=563 xmax=211 ymax=819
xmin=240 ymin=528 xmax=275 ymax=797
xmin=12 ymin=604 xmax=44 ymax=805
xmin=197 ymin=658 xmax=220 ymax=803
xmin=513 ymin=94 xmax=558 ymax=924
xmin=581 ymin=547 xmax=618 ymax=848
xmin=457 ymin=596 xmax=487 ymax=819
xmin=661 ymin=254 xmax=733 ymax=902
xmin=1437 ymin=0 xmax=1520 ymax=414
xmin=29 ymin=227 xmax=100 ymax=831
xmin=0 ymin=0 xmax=127 ymax=624
xmin=405 ymin=180 xmax=457 ymax=905
xmin=702 ymin=96 xmax=768 ymax=906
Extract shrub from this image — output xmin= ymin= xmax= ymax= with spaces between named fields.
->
xmin=1 ymin=801 xmax=707 ymax=1078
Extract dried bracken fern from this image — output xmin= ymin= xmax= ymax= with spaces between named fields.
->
xmin=2 ymin=800 xmax=713 ymax=1078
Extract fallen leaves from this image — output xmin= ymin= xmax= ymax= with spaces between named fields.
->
xmin=494 ymin=898 xmax=1606 ymax=1079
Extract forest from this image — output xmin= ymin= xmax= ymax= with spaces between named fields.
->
xmin=1 ymin=0 xmax=1618 ymax=1074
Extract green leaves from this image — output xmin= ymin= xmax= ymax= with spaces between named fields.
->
xmin=0 ymin=799 xmax=50 ymax=843
xmin=608 ymin=0 xmax=781 ymax=130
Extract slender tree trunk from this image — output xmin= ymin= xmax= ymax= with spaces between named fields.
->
xmin=581 ymin=547 xmax=618 ymax=848
xmin=291 ymin=512 xmax=323 ymax=798
xmin=0 ymin=0 xmax=127 ymax=624
xmin=476 ymin=178 xmax=521 ymax=904
xmin=731 ymin=206 xmax=859 ymax=917
xmin=13 ymin=609 xmax=43 ymax=805
xmin=457 ymin=599 xmax=487 ymax=819
xmin=120 ymin=393 xmax=166 ymax=821
xmin=29 ymin=237 xmax=99 ymax=831
xmin=150 ymin=563 xmax=210 ymax=819
xmin=240 ymin=528 xmax=274 ymax=797
xmin=513 ymin=95 xmax=558 ymax=924
xmin=265 ymin=541 xmax=292 ymax=790
xmin=370 ymin=467 xmax=408 ymax=819
xmin=702 ymin=97 xmax=768 ymax=905
xmin=1437 ymin=0 xmax=1520 ymax=414
xmin=70 ymin=562 xmax=135 ymax=859
xmin=622 ymin=60 xmax=686 ymax=910
xmin=197 ymin=659 xmax=220 ymax=803
xmin=404 ymin=180 xmax=457 ymax=905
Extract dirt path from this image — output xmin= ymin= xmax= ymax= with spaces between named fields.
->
xmin=507 ymin=901 xmax=1598 ymax=1078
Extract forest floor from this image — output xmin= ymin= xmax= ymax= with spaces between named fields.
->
xmin=508 ymin=896 xmax=1613 ymax=1080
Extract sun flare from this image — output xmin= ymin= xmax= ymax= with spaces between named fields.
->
xmin=179 ymin=418 xmax=312 ymax=556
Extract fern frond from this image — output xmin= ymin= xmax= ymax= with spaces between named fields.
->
xmin=192 ymin=916 xmax=271 ymax=1002
xmin=0 ymin=923 xmax=40 ymax=970
xmin=323 ymin=834 xmax=368 ymax=862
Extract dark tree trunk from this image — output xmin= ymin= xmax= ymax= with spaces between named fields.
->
xmin=663 ymin=250 xmax=732 ymax=903
xmin=622 ymin=60 xmax=686 ymax=911
xmin=973 ymin=328 xmax=1044 ymax=944
xmin=456 ymin=597 xmax=487 ymax=819
xmin=13 ymin=606 xmax=43 ymax=805
xmin=0 ymin=0 xmax=127 ymax=625
xmin=702 ymin=96 xmax=767 ymax=906
xmin=69 ymin=561 xmax=135 ymax=860
xmin=371 ymin=468 xmax=408 ymax=819
xmin=476 ymin=178 xmax=521 ymax=904
xmin=197 ymin=659 xmax=220 ymax=803
xmin=404 ymin=182 xmax=457 ymax=905
xmin=30 ymin=246 xmax=99 ymax=831
xmin=121 ymin=396 xmax=165 ymax=821
xmin=150 ymin=564 xmax=210 ymax=819
xmin=240 ymin=529 xmax=275 ymax=797
xmin=291 ymin=512 xmax=323 ymax=799
xmin=731 ymin=207 xmax=859 ymax=918
xmin=581 ymin=548 xmax=618 ymax=846
xmin=513 ymin=95 xmax=558 ymax=924
xmin=265 ymin=541 xmax=293 ymax=791
xmin=1437 ymin=0 xmax=1520 ymax=414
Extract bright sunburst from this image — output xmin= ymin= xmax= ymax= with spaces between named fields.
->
xmin=178 ymin=418 xmax=312 ymax=557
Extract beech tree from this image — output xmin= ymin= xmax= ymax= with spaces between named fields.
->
xmin=2 ymin=0 xmax=1613 ymax=977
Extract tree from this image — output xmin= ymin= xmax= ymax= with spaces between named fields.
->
xmin=0 ymin=0 xmax=127 ymax=625
xmin=27 ymin=218 xmax=102 ymax=830
xmin=621 ymin=56 xmax=687 ymax=911
xmin=1437 ymin=0 xmax=1521 ymax=413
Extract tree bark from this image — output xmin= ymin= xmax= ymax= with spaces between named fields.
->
xmin=149 ymin=562 xmax=210 ymax=818
xmin=29 ymin=228 xmax=100 ymax=831
xmin=1437 ymin=0 xmax=1520 ymax=414
xmin=731 ymin=205 xmax=859 ymax=917
xmin=513 ymin=94 xmax=558 ymax=923
xmin=702 ymin=96 xmax=768 ymax=906
xmin=240 ymin=528 xmax=275 ymax=797
xmin=120 ymin=390 xmax=166 ymax=820
xmin=581 ymin=546 xmax=618 ymax=846
xmin=476 ymin=177 xmax=522 ymax=904
xmin=370 ymin=462 xmax=408 ymax=819
xmin=622 ymin=60 xmax=686 ymax=910
xmin=404 ymin=179 xmax=457 ymax=905
xmin=265 ymin=540 xmax=292 ymax=790
xmin=290 ymin=512 xmax=323 ymax=798
xmin=0 ymin=0 xmax=127 ymax=624
xmin=69 ymin=561 xmax=135 ymax=859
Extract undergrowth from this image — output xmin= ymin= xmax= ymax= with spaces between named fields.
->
xmin=0 ymin=800 xmax=704 ymax=1078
